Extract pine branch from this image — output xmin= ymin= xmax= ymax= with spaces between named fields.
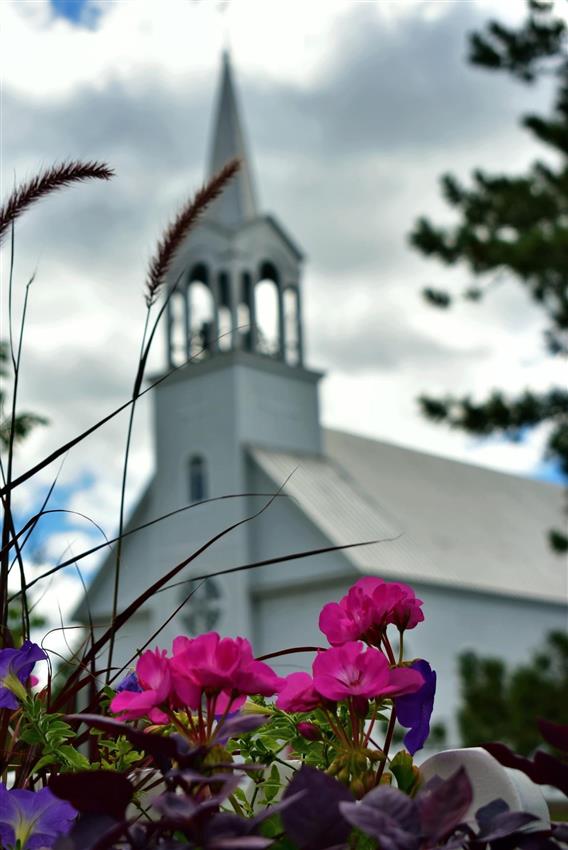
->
xmin=145 ymin=157 xmax=240 ymax=306
xmin=0 ymin=161 xmax=114 ymax=245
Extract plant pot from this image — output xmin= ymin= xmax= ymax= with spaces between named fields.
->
xmin=419 ymin=747 xmax=550 ymax=830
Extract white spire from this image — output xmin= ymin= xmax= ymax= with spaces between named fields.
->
xmin=205 ymin=51 xmax=258 ymax=228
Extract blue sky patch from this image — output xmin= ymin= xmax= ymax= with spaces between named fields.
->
xmin=49 ymin=0 xmax=104 ymax=28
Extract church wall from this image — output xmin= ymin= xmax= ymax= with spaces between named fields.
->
xmin=247 ymin=462 xmax=357 ymax=594
xmin=246 ymin=462 xmax=566 ymax=746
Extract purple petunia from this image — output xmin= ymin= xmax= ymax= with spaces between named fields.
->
xmin=394 ymin=659 xmax=436 ymax=755
xmin=116 ymin=671 xmax=143 ymax=693
xmin=0 ymin=783 xmax=77 ymax=849
xmin=0 ymin=641 xmax=47 ymax=710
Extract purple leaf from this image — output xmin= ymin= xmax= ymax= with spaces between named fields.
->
xmin=53 ymin=813 xmax=125 ymax=850
xmin=215 ymin=713 xmax=269 ymax=743
xmin=210 ymin=837 xmax=274 ymax=850
xmin=516 ymin=833 xmax=559 ymax=850
xmin=483 ymin=742 xmax=568 ymax=797
xmin=282 ymin=766 xmax=353 ymax=850
xmin=67 ymin=713 xmax=179 ymax=759
xmin=153 ymin=791 xmax=221 ymax=822
xmin=418 ymin=767 xmax=473 ymax=844
xmin=477 ymin=810 xmax=538 ymax=842
xmin=49 ymin=771 xmax=133 ymax=821
xmin=362 ymin=786 xmax=420 ymax=831
xmin=340 ymin=802 xmax=420 ymax=850
xmin=475 ymin=799 xmax=509 ymax=831
xmin=537 ymin=719 xmax=568 ymax=754
xmin=66 ymin=713 xmax=205 ymax=770
xmin=552 ymin=823 xmax=568 ymax=843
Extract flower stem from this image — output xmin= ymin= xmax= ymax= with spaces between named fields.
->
xmin=375 ymin=705 xmax=396 ymax=784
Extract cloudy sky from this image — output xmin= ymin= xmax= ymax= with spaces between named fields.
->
xmin=1 ymin=0 xmax=563 ymax=615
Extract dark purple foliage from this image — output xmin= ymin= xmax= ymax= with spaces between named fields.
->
xmin=338 ymin=768 xmax=548 ymax=850
xmin=340 ymin=786 xmax=420 ymax=850
xmin=394 ymin=659 xmax=436 ymax=755
xmin=418 ymin=768 xmax=473 ymax=844
xmin=281 ymin=766 xmax=354 ymax=850
xmin=537 ymin=719 xmax=568 ymax=753
xmin=49 ymin=771 xmax=134 ymax=821
xmin=214 ymin=713 xmax=269 ymax=744
xmin=483 ymin=741 xmax=568 ymax=797
xmin=66 ymin=713 xmax=201 ymax=770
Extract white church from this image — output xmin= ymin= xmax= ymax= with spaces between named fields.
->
xmin=78 ymin=53 xmax=566 ymax=745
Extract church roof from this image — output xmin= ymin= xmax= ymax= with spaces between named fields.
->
xmin=205 ymin=51 xmax=258 ymax=228
xmin=249 ymin=429 xmax=566 ymax=605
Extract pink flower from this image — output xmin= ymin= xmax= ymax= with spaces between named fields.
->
xmin=110 ymin=648 xmax=171 ymax=722
xmin=171 ymin=633 xmax=241 ymax=692
xmin=276 ymin=672 xmax=322 ymax=712
xmin=312 ymin=642 xmax=423 ymax=701
xmin=319 ymin=578 xmax=424 ymax=646
xmin=170 ymin=633 xmax=283 ymax=711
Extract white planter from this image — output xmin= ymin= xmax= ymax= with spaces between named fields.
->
xmin=419 ymin=747 xmax=550 ymax=831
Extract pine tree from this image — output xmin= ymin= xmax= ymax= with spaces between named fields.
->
xmin=458 ymin=631 xmax=568 ymax=754
xmin=0 ymin=341 xmax=47 ymax=451
xmin=410 ymin=0 xmax=568 ymax=552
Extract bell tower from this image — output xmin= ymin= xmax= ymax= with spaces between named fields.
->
xmin=150 ymin=52 xmax=322 ymax=640
xmin=164 ymin=51 xmax=305 ymax=371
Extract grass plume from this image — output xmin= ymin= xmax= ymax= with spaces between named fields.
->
xmin=145 ymin=157 xmax=240 ymax=306
xmin=0 ymin=160 xmax=114 ymax=245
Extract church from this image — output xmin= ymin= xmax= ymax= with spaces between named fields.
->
xmin=77 ymin=53 xmax=566 ymax=746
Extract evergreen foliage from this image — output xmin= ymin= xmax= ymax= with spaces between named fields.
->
xmin=410 ymin=0 xmax=568 ymax=551
xmin=0 ymin=341 xmax=47 ymax=450
xmin=458 ymin=630 xmax=568 ymax=755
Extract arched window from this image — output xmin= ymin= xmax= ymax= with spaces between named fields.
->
xmin=239 ymin=272 xmax=254 ymax=351
xmin=169 ymin=290 xmax=188 ymax=366
xmin=284 ymin=287 xmax=300 ymax=366
xmin=255 ymin=279 xmax=279 ymax=356
xmin=189 ymin=279 xmax=215 ymax=358
xmin=218 ymin=271 xmax=232 ymax=351
xmin=188 ymin=454 xmax=207 ymax=503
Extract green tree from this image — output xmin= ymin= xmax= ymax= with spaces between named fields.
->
xmin=410 ymin=0 xmax=568 ymax=552
xmin=458 ymin=630 xmax=568 ymax=755
xmin=0 ymin=340 xmax=47 ymax=450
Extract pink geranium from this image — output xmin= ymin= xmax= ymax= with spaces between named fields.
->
xmin=276 ymin=672 xmax=322 ymax=712
xmin=312 ymin=642 xmax=423 ymax=702
xmin=170 ymin=632 xmax=283 ymax=713
xmin=319 ymin=577 xmax=424 ymax=646
xmin=110 ymin=648 xmax=171 ymax=723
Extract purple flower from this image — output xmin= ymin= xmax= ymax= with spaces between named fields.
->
xmin=0 ymin=783 xmax=77 ymax=849
xmin=394 ymin=659 xmax=436 ymax=755
xmin=116 ymin=671 xmax=143 ymax=693
xmin=0 ymin=641 xmax=47 ymax=710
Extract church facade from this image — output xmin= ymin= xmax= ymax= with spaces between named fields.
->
xmin=78 ymin=54 xmax=566 ymax=747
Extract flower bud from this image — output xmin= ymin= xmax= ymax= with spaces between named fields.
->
xmin=350 ymin=777 xmax=366 ymax=798
xmin=296 ymin=721 xmax=322 ymax=741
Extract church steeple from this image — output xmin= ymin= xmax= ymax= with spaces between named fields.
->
xmin=165 ymin=52 xmax=307 ymax=372
xmin=205 ymin=51 xmax=258 ymax=228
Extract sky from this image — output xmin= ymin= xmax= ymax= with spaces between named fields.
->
xmin=1 ymin=0 xmax=564 ymax=621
